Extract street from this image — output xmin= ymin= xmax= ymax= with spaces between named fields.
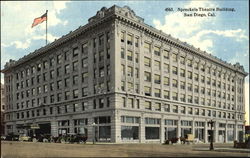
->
xmin=1 ymin=141 xmax=249 ymax=157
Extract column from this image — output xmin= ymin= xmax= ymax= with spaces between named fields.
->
xmin=214 ymin=121 xmax=218 ymax=143
xmin=160 ymin=115 xmax=165 ymax=143
xmin=139 ymin=113 xmax=145 ymax=143
xmin=177 ymin=117 xmax=181 ymax=143
xmin=192 ymin=119 xmax=195 ymax=136
xmin=234 ymin=121 xmax=238 ymax=141
xmin=204 ymin=120 xmax=208 ymax=143
xmin=51 ymin=120 xmax=58 ymax=137
xmin=111 ymin=109 xmax=121 ymax=143
xmin=225 ymin=122 xmax=228 ymax=143
xmin=69 ymin=119 xmax=74 ymax=133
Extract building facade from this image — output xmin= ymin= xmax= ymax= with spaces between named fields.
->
xmin=1 ymin=83 xmax=6 ymax=135
xmin=2 ymin=5 xmax=248 ymax=143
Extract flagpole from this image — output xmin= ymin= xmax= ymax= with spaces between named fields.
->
xmin=46 ymin=10 xmax=48 ymax=45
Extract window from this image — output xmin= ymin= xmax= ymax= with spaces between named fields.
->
xmin=82 ymin=87 xmax=88 ymax=97
xmin=50 ymin=70 xmax=55 ymax=79
xmin=194 ymin=62 xmax=199 ymax=70
xmin=72 ymin=103 xmax=78 ymax=112
xmin=154 ymin=46 xmax=160 ymax=56
xmin=57 ymin=93 xmax=62 ymax=102
xmin=172 ymin=53 xmax=177 ymax=62
xmin=64 ymin=78 xmax=70 ymax=87
xmin=201 ymin=76 xmax=205 ymax=83
xmin=180 ymin=69 xmax=185 ymax=77
xmin=172 ymin=105 xmax=178 ymax=113
xmin=99 ymin=67 xmax=104 ymax=77
xmin=180 ymin=94 xmax=185 ymax=102
xmin=121 ymin=48 xmax=125 ymax=59
xmin=127 ymin=66 xmax=133 ymax=77
xmin=180 ymin=81 xmax=185 ymax=90
xmin=99 ymin=51 xmax=104 ymax=61
xmin=121 ymin=64 xmax=125 ymax=75
xmin=98 ymin=98 xmax=104 ymax=108
xmin=73 ymin=75 xmax=78 ymax=85
xmin=144 ymin=57 xmax=151 ymax=67
xmin=65 ymin=64 xmax=70 ymax=74
xmin=144 ymin=42 xmax=150 ymax=52
xmin=135 ymin=37 xmax=139 ymax=47
xmin=135 ymin=68 xmax=139 ymax=78
xmin=180 ymin=56 xmax=185 ymax=64
xmin=164 ymin=64 xmax=169 ymax=73
xmin=127 ymin=98 xmax=133 ymax=108
xmin=57 ymin=67 xmax=62 ymax=76
xmin=82 ymin=72 xmax=88 ymax=83
xmin=65 ymin=91 xmax=70 ymax=100
xmin=127 ymin=34 xmax=132 ymax=45
xmin=172 ymin=79 xmax=178 ymax=88
xmin=44 ymin=85 xmax=48 ymax=93
xmin=164 ymin=90 xmax=170 ymax=99
xmin=164 ymin=77 xmax=169 ymax=86
xmin=121 ymin=81 xmax=125 ymax=91
xmin=127 ymin=50 xmax=133 ymax=61
xmin=188 ymin=107 xmax=193 ymax=115
xmin=121 ymin=32 xmax=125 ymax=42
xmin=163 ymin=50 xmax=169 ymax=59
xmin=194 ymin=74 xmax=199 ymax=81
xmin=154 ymin=74 xmax=161 ymax=84
xmin=96 ymin=34 xmax=103 ymax=46
xmin=64 ymin=51 xmax=70 ymax=61
xmin=188 ymin=95 xmax=192 ymax=103
xmin=188 ymin=71 xmax=192 ymax=79
xmin=144 ymin=86 xmax=151 ymax=96
xmin=37 ymin=63 xmax=42 ymax=71
xmin=154 ymin=60 xmax=160 ymax=70
xmin=144 ymin=72 xmax=151 ymax=82
xmin=187 ymin=59 xmax=192 ymax=67
xmin=57 ymin=54 xmax=62 ymax=64
xmin=73 ymin=89 xmax=79 ymax=98
xmin=154 ymin=89 xmax=161 ymax=98
xmin=180 ymin=106 xmax=185 ymax=114
xmin=73 ymin=47 xmax=79 ymax=57
xmin=172 ymin=92 xmax=178 ymax=101
xmin=82 ymin=58 xmax=88 ymax=68
xmin=73 ymin=61 xmax=78 ymax=71
xmin=82 ymin=43 xmax=88 ymax=54
xmin=145 ymin=101 xmax=151 ymax=110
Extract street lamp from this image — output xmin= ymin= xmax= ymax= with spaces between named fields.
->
xmin=92 ymin=122 xmax=96 ymax=144
xmin=208 ymin=120 xmax=214 ymax=150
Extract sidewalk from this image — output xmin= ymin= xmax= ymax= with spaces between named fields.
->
xmin=193 ymin=147 xmax=250 ymax=153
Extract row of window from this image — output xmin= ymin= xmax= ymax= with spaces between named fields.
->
xmin=15 ymin=31 xmax=111 ymax=81
xmin=121 ymin=99 xmax=240 ymax=120
xmin=120 ymin=32 xmax=242 ymax=84
xmin=121 ymin=116 xmax=239 ymax=128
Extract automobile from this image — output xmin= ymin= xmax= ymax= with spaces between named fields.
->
xmin=5 ymin=133 xmax=19 ymax=141
xmin=19 ymin=135 xmax=32 ymax=141
xmin=1 ymin=135 xmax=6 ymax=140
xmin=55 ymin=133 xmax=87 ymax=144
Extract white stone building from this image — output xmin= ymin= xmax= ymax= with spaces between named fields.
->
xmin=2 ymin=5 xmax=247 ymax=143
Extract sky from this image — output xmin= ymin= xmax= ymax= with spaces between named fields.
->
xmin=1 ymin=0 xmax=249 ymax=124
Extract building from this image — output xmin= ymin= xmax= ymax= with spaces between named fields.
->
xmin=1 ymin=5 xmax=248 ymax=143
xmin=1 ymin=83 xmax=6 ymax=135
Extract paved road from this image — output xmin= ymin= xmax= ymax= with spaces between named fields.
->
xmin=1 ymin=141 xmax=249 ymax=157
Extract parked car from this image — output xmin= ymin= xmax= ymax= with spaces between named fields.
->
xmin=5 ymin=133 xmax=19 ymax=141
xmin=1 ymin=135 xmax=6 ymax=140
xmin=19 ymin=135 xmax=32 ymax=141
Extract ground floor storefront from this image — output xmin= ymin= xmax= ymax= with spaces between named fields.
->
xmin=4 ymin=110 xmax=244 ymax=143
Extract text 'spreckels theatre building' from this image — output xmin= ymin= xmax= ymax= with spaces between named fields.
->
xmin=2 ymin=6 xmax=248 ymax=143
